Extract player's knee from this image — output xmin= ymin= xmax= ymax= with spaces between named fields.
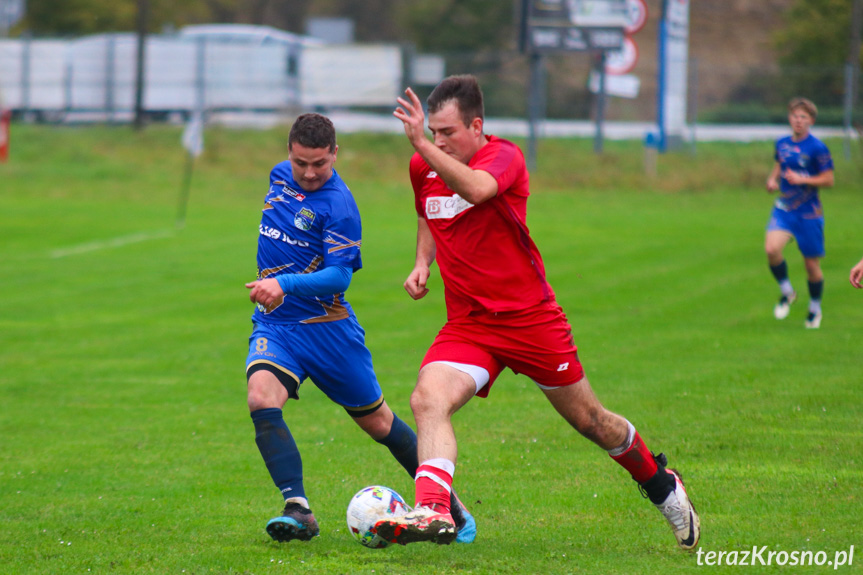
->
xmin=804 ymin=260 xmax=822 ymax=279
xmin=246 ymin=372 xmax=287 ymax=411
xmin=409 ymin=387 xmax=431 ymax=416
xmin=246 ymin=388 xmax=270 ymax=412
xmin=361 ymin=415 xmax=392 ymax=440
xmin=409 ymin=382 xmax=448 ymax=421
xmin=247 ymin=398 xmax=263 ymax=412
xmin=351 ymin=404 xmax=392 ymax=439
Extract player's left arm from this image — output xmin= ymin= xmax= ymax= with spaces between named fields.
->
xmin=404 ymin=217 xmax=436 ymax=300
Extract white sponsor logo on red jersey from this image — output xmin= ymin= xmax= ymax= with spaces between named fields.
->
xmin=425 ymin=194 xmax=474 ymax=220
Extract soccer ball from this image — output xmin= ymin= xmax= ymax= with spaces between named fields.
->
xmin=346 ymin=485 xmax=411 ymax=548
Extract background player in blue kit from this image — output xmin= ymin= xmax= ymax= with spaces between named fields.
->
xmin=764 ymin=98 xmax=834 ymax=329
xmin=243 ymin=113 xmax=474 ymax=543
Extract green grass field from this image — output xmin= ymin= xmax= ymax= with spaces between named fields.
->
xmin=1 ymin=124 xmax=861 ymax=574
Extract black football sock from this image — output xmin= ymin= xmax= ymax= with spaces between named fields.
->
xmin=375 ymin=413 xmax=419 ymax=478
xmin=251 ymin=408 xmax=306 ymax=502
xmin=769 ymin=260 xmax=789 ymax=283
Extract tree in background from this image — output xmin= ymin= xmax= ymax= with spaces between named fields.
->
xmin=14 ymin=0 xmax=529 ymax=117
xmin=774 ymin=0 xmax=861 ymax=110
xmin=19 ymin=0 xmax=213 ymax=35
xmin=395 ymin=0 xmax=515 ymax=52
xmin=713 ymin=0 xmax=861 ymax=124
xmin=393 ymin=0 xmax=524 ymax=116
xmin=16 ymin=0 xmax=514 ymax=47
xmin=21 ymin=0 xmax=138 ymax=35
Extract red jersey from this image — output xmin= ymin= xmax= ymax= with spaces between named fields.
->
xmin=410 ymin=135 xmax=554 ymax=319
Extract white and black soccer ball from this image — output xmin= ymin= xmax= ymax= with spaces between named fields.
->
xmin=346 ymin=485 xmax=411 ymax=548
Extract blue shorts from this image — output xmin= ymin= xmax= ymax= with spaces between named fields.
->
xmin=767 ymin=206 xmax=825 ymax=258
xmin=246 ymin=318 xmax=383 ymax=414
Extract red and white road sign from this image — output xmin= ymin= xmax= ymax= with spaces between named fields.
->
xmin=605 ymin=36 xmax=639 ymax=75
xmin=624 ymin=0 xmax=648 ymax=35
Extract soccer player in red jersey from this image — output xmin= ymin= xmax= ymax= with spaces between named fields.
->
xmin=373 ymin=75 xmax=700 ymax=550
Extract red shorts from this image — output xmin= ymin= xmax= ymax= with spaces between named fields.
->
xmin=421 ymin=300 xmax=584 ymax=397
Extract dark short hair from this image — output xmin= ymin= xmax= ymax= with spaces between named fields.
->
xmin=427 ymin=74 xmax=485 ymax=128
xmin=788 ymin=97 xmax=817 ymax=120
xmin=288 ymin=113 xmax=337 ymax=152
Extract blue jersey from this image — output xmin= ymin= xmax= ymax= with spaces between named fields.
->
xmin=773 ymin=133 xmax=833 ymax=217
xmin=252 ymin=161 xmax=363 ymax=324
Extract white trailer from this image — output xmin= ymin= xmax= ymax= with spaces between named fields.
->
xmin=66 ymin=33 xmax=302 ymax=115
xmin=0 ymin=38 xmax=67 ymax=115
xmin=0 ymin=24 xmax=410 ymax=121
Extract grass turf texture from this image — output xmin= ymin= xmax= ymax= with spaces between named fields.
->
xmin=1 ymin=125 xmax=861 ymax=574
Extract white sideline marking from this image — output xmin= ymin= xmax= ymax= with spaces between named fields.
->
xmin=51 ymin=229 xmax=174 ymax=258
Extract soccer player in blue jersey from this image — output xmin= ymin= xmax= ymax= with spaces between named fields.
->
xmin=243 ymin=113 xmax=474 ymax=543
xmin=765 ymin=98 xmax=834 ymax=329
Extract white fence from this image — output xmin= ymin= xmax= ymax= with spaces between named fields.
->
xmin=0 ymin=33 xmax=407 ymax=119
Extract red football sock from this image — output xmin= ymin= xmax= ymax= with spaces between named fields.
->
xmin=609 ymin=431 xmax=659 ymax=483
xmin=415 ymin=463 xmax=453 ymax=511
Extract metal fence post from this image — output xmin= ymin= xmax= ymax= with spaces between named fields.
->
xmin=594 ymin=51 xmax=607 ymax=155
xmin=527 ymin=51 xmax=545 ymax=172
xmin=105 ymin=35 xmax=115 ymax=122
xmin=21 ymin=32 xmax=30 ymax=118
xmin=195 ymin=36 xmax=205 ymax=117
xmin=844 ymin=0 xmax=862 ymax=159
xmin=843 ymin=63 xmax=855 ymax=160
xmin=134 ymin=0 xmax=149 ymax=130
xmin=689 ymin=56 xmax=698 ymax=156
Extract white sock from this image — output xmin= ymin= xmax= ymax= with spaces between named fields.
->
xmin=285 ymin=496 xmax=310 ymax=509
xmin=419 ymin=458 xmax=455 ymax=478
xmin=607 ymin=420 xmax=636 ymax=457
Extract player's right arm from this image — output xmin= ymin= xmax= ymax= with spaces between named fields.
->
xmin=395 ymin=87 xmax=498 ymax=206
xmin=766 ymin=162 xmax=781 ymax=192
xmin=784 ymin=167 xmax=834 ymax=188
xmin=245 ymin=266 xmax=352 ymax=306
xmin=404 ymin=217 xmax=436 ymax=300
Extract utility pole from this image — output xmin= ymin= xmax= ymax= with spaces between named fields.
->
xmin=526 ymin=52 xmax=545 ymax=171
xmin=844 ymin=0 xmax=862 ymax=158
xmin=133 ymin=0 xmax=148 ymax=130
xmin=850 ymin=0 xmax=863 ymax=88
xmin=593 ymin=51 xmax=607 ymax=155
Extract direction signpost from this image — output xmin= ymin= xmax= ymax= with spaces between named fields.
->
xmin=520 ymin=0 xmax=627 ymax=160
xmin=593 ymin=0 xmax=645 ymax=99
